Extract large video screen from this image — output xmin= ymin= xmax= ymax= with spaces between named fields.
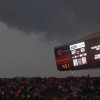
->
xmin=54 ymin=37 xmax=100 ymax=71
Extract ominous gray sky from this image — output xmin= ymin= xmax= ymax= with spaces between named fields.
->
xmin=0 ymin=0 xmax=100 ymax=78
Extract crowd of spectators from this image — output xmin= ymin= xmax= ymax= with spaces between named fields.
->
xmin=0 ymin=76 xmax=100 ymax=100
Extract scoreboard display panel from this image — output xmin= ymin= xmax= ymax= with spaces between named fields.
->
xmin=54 ymin=45 xmax=72 ymax=71
xmin=54 ymin=36 xmax=100 ymax=71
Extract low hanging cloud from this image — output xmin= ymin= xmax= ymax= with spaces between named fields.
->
xmin=0 ymin=0 xmax=100 ymax=42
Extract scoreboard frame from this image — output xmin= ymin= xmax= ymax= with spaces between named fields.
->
xmin=54 ymin=36 xmax=100 ymax=71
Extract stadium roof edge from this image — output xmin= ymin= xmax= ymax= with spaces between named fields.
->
xmin=72 ymin=31 xmax=100 ymax=43
xmin=54 ymin=31 xmax=100 ymax=48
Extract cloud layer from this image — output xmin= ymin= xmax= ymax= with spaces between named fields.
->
xmin=0 ymin=0 xmax=100 ymax=42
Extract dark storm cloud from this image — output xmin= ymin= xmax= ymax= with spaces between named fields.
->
xmin=0 ymin=0 xmax=100 ymax=42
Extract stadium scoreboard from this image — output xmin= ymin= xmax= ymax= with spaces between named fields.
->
xmin=54 ymin=36 xmax=100 ymax=71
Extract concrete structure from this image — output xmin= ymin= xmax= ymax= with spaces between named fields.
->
xmin=71 ymin=31 xmax=100 ymax=44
